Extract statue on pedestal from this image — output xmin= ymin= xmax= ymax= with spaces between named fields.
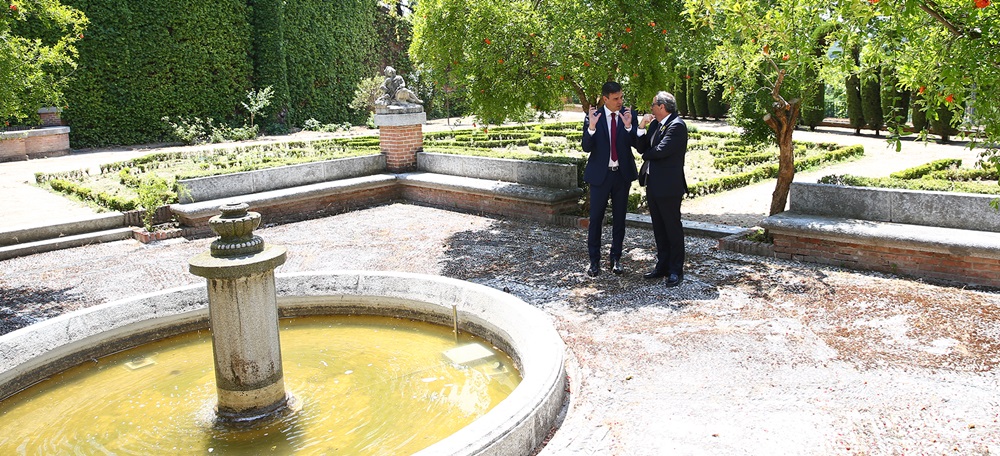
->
xmin=375 ymin=66 xmax=424 ymax=114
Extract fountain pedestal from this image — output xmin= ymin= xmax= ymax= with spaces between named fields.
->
xmin=189 ymin=203 xmax=289 ymax=422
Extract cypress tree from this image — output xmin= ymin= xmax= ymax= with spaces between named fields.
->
xmin=801 ymin=23 xmax=834 ymax=130
xmin=676 ymin=69 xmax=689 ymax=117
xmin=860 ymin=70 xmax=883 ymax=135
xmin=845 ymin=47 xmax=865 ymax=134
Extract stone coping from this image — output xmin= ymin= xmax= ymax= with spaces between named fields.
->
xmin=0 ymin=271 xmax=567 ymax=456
xmin=418 ymin=152 xmax=578 ymax=190
xmin=0 ymin=212 xmax=124 ymax=247
xmin=170 ymin=174 xmax=398 ymax=221
xmin=176 ymin=154 xmax=386 ymax=203
xmin=0 ymin=126 xmax=70 ymax=139
xmin=790 ymin=182 xmax=1000 ymax=232
xmin=762 ymin=211 xmax=1000 ymax=260
xmin=373 ymin=112 xmax=427 ymax=126
xmin=398 ymin=172 xmax=583 ymax=203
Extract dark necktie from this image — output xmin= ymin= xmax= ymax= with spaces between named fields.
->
xmin=610 ymin=112 xmax=618 ymax=162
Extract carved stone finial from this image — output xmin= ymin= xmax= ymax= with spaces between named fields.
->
xmin=208 ymin=202 xmax=265 ymax=257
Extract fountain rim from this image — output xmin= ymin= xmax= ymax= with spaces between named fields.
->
xmin=0 ymin=270 xmax=567 ymax=456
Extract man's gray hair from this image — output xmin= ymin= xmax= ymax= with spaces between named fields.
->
xmin=654 ymin=91 xmax=677 ymax=114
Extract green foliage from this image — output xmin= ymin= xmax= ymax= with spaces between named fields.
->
xmin=860 ymin=70 xmax=884 ymax=133
xmin=47 ymin=178 xmax=137 ymax=211
xmin=818 ymin=174 xmax=1000 ymax=195
xmin=889 ymin=158 xmax=962 ymax=180
xmin=410 ymin=0 xmax=695 ymax=124
xmin=283 ymin=0 xmax=376 ymax=127
xmin=1 ymin=0 xmax=87 ymax=124
xmin=302 ymin=118 xmax=352 ymax=133
xmin=136 ymin=174 xmax=175 ymax=230
xmin=846 ymin=73 xmax=865 ymax=132
xmin=62 ymin=0 xmax=252 ymax=147
xmin=160 ymin=116 xmax=259 ymax=145
xmin=350 ymin=76 xmax=383 ymax=115
xmin=688 ymin=145 xmax=864 ymax=197
xmin=248 ymin=0 xmax=290 ymax=133
xmin=242 ymin=86 xmax=274 ymax=128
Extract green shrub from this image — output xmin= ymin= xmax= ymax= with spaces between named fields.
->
xmin=889 ymin=158 xmax=962 ymax=179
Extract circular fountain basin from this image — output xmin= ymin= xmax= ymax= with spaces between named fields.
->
xmin=0 ymin=271 xmax=567 ymax=455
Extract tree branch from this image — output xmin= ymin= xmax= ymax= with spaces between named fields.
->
xmin=919 ymin=0 xmax=963 ymax=38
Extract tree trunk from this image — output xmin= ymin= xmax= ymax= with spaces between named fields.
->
xmin=763 ymin=70 xmax=801 ymax=216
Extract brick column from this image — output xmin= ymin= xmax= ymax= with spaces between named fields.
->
xmin=374 ymin=111 xmax=426 ymax=173
xmin=37 ymin=107 xmax=64 ymax=127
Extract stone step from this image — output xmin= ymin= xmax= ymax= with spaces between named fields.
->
xmin=0 ymin=227 xmax=135 ymax=261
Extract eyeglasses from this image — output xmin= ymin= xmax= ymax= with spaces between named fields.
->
xmin=650 ymin=103 xmax=660 ymax=109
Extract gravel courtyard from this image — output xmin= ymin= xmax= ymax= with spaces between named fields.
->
xmin=1 ymin=203 xmax=997 ymax=455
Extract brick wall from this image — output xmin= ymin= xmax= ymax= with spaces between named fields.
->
xmin=0 ymin=131 xmax=70 ymax=162
xmin=176 ymin=185 xmax=402 ymax=227
xmin=39 ymin=111 xmax=64 ymax=127
xmin=0 ymin=137 xmax=26 ymax=162
xmin=772 ymin=234 xmax=1000 ymax=288
xmin=379 ymin=124 xmax=422 ymax=172
xmin=401 ymin=185 xmax=579 ymax=223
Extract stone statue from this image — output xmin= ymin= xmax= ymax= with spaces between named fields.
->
xmin=375 ymin=66 xmax=424 ymax=114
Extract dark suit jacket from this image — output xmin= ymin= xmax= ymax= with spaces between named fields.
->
xmin=581 ymin=108 xmax=639 ymax=186
xmin=636 ymin=113 xmax=688 ymax=197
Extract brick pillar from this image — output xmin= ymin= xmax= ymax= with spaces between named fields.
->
xmin=373 ymin=111 xmax=426 ymax=173
xmin=37 ymin=107 xmax=64 ymax=127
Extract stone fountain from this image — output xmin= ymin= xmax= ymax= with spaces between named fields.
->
xmin=188 ymin=202 xmax=291 ymax=422
xmin=0 ymin=204 xmax=567 ymax=454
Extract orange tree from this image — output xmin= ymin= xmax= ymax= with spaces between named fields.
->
xmin=1 ymin=0 xmax=86 ymax=123
xmin=409 ymin=0 xmax=701 ymax=124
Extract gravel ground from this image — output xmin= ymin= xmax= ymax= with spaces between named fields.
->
xmin=1 ymin=203 xmax=998 ymax=455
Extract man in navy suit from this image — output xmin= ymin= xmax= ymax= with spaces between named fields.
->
xmin=581 ymin=81 xmax=639 ymax=277
xmin=635 ymin=91 xmax=688 ymax=287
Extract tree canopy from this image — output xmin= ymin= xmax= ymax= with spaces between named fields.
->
xmin=410 ymin=0 xmax=700 ymax=123
xmin=1 ymin=0 xmax=87 ymax=123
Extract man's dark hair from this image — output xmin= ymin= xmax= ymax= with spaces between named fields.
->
xmin=601 ymin=81 xmax=623 ymax=97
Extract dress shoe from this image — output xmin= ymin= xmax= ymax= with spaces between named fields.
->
xmin=665 ymin=273 xmax=683 ymax=288
xmin=587 ymin=262 xmax=600 ymax=277
xmin=610 ymin=257 xmax=624 ymax=275
xmin=643 ymin=269 xmax=666 ymax=279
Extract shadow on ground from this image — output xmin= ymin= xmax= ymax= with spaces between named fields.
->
xmin=0 ymin=286 xmax=76 ymax=334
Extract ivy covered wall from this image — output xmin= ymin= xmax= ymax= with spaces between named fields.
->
xmin=59 ymin=0 xmax=377 ymax=147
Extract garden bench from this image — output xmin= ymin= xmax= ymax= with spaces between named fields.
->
xmin=761 ymin=182 xmax=1000 ymax=287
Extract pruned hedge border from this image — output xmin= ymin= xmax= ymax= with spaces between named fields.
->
xmin=689 ymin=145 xmax=865 ymax=197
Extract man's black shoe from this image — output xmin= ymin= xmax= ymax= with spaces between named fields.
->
xmin=610 ymin=257 xmax=624 ymax=275
xmin=665 ymin=273 xmax=683 ymax=287
xmin=643 ymin=269 xmax=666 ymax=279
xmin=587 ymin=262 xmax=600 ymax=277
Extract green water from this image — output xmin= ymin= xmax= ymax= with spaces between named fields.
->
xmin=0 ymin=315 xmax=521 ymax=455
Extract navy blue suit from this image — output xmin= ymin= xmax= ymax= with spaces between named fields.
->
xmin=635 ymin=113 xmax=688 ymax=276
xmin=581 ymin=108 xmax=639 ymax=263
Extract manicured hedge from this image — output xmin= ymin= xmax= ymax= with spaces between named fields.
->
xmin=889 ymin=158 xmax=962 ymax=180
xmin=818 ymin=174 xmax=1000 ymax=195
xmin=58 ymin=0 xmax=377 ymax=147
xmin=62 ymin=0 xmax=253 ymax=147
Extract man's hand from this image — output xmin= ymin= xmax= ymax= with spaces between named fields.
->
xmin=639 ymin=113 xmax=654 ymax=129
xmin=622 ymin=107 xmax=633 ymax=129
xmin=587 ymin=106 xmax=600 ymax=131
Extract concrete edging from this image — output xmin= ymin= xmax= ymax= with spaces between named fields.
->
xmin=418 ymin=152 xmax=579 ymax=190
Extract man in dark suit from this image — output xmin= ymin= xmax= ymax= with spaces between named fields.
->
xmin=635 ymin=91 xmax=688 ymax=287
xmin=581 ymin=81 xmax=639 ymax=277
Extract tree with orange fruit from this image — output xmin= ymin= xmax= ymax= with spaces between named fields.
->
xmin=409 ymin=0 xmax=700 ymax=124
xmin=1 ymin=0 xmax=87 ymax=123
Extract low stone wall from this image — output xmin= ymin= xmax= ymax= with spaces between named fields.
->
xmin=176 ymin=154 xmax=386 ymax=203
xmin=762 ymin=182 xmax=1000 ymax=288
xmin=417 ymin=152 xmax=578 ymax=189
xmin=0 ymin=127 xmax=71 ymax=162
